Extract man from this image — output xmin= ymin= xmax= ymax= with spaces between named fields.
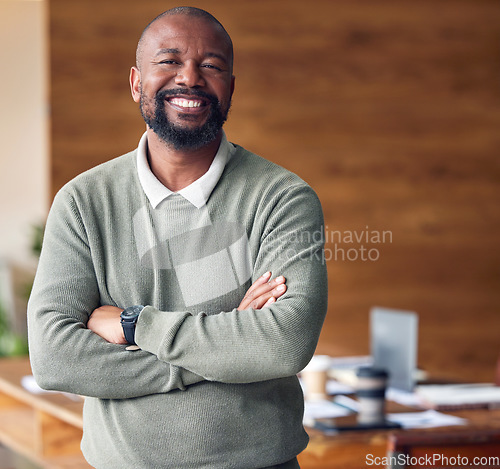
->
xmin=28 ymin=7 xmax=327 ymax=469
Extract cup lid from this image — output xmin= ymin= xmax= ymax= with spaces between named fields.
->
xmin=302 ymin=355 xmax=331 ymax=372
xmin=356 ymin=366 xmax=388 ymax=378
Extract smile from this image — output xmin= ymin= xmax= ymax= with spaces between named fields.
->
xmin=168 ymin=97 xmax=207 ymax=110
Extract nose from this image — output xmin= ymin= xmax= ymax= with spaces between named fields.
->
xmin=175 ymin=61 xmax=205 ymax=88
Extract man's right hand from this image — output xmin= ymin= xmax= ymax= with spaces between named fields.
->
xmin=87 ymin=305 xmax=127 ymax=344
xmin=238 ymin=272 xmax=287 ymax=311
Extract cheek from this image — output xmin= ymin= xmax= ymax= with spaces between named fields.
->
xmin=139 ymin=91 xmax=154 ymax=109
xmin=141 ymin=73 xmax=172 ymax=95
xmin=138 ymin=91 xmax=160 ymax=120
xmin=206 ymin=74 xmax=232 ymax=99
xmin=139 ymin=79 xmax=166 ymax=106
xmin=214 ymin=85 xmax=233 ymax=110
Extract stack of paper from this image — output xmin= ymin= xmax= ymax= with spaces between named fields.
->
xmin=416 ymin=383 xmax=500 ymax=410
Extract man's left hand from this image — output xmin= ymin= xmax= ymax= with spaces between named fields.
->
xmin=87 ymin=305 xmax=127 ymax=344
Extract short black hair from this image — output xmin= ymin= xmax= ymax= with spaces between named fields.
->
xmin=136 ymin=6 xmax=233 ymax=70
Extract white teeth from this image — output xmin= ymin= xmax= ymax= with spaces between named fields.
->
xmin=170 ymin=98 xmax=202 ymax=108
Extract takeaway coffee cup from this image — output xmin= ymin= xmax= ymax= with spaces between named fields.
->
xmin=356 ymin=366 xmax=388 ymax=424
xmin=301 ymin=355 xmax=331 ymax=401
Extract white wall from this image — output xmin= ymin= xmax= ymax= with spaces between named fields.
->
xmin=0 ymin=0 xmax=48 ymax=330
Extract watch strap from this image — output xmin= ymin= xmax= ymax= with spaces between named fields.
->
xmin=120 ymin=305 xmax=144 ymax=345
xmin=122 ymin=321 xmax=137 ymax=345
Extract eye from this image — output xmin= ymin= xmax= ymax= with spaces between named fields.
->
xmin=201 ymin=63 xmax=222 ymax=71
xmin=158 ymin=59 xmax=179 ymax=66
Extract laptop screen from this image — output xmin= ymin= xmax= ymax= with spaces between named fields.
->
xmin=370 ymin=306 xmax=419 ymax=391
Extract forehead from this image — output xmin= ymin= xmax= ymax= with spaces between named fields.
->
xmin=141 ymin=14 xmax=231 ymax=60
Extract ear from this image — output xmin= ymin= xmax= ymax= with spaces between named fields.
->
xmin=229 ymin=75 xmax=235 ymax=101
xmin=130 ymin=66 xmax=141 ymax=103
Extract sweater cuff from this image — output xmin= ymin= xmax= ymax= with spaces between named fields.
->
xmin=135 ymin=306 xmax=190 ymax=360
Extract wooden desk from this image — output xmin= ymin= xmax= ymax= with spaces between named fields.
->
xmin=298 ymin=401 xmax=500 ymax=468
xmin=0 ymin=357 xmax=89 ymax=469
xmin=1 ymin=357 xmax=499 ymax=469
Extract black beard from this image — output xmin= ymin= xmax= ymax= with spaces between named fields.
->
xmin=140 ymin=88 xmax=229 ymax=151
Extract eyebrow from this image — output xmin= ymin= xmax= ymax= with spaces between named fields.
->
xmin=154 ymin=48 xmax=180 ymax=56
xmin=154 ymin=48 xmax=228 ymax=64
xmin=205 ymin=52 xmax=228 ymax=64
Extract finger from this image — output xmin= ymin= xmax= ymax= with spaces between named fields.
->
xmin=272 ymin=282 xmax=287 ymax=300
xmin=241 ymin=283 xmax=287 ymax=310
xmin=238 ymin=272 xmax=272 ymax=309
xmin=263 ymin=297 xmax=276 ymax=307
xmin=238 ymin=275 xmax=286 ymax=310
xmin=246 ymin=276 xmax=285 ymax=302
xmin=244 ymin=271 xmax=272 ymax=297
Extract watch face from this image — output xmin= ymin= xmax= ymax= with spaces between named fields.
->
xmin=122 ymin=305 xmax=143 ymax=319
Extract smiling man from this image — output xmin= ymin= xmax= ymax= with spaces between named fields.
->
xmin=135 ymin=10 xmax=234 ymax=157
xmin=28 ymin=7 xmax=327 ymax=469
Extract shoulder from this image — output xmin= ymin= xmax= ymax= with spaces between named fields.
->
xmin=51 ymin=150 xmax=140 ymax=215
xmin=227 ymin=145 xmax=314 ymax=190
xmin=224 ymin=144 xmax=321 ymax=204
xmin=60 ymin=151 xmax=137 ymax=195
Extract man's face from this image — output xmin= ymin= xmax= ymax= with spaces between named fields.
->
xmin=131 ymin=15 xmax=235 ymax=150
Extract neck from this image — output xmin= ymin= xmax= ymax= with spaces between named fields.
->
xmin=146 ymin=129 xmax=222 ymax=192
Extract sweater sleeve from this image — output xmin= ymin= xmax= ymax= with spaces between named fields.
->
xmin=135 ymin=183 xmax=328 ymax=383
xmin=27 ymin=189 xmax=204 ymax=399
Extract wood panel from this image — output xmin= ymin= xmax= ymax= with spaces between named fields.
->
xmin=49 ymin=0 xmax=500 ymax=382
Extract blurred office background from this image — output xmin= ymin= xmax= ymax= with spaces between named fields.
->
xmin=0 ymin=0 xmax=499 ymax=386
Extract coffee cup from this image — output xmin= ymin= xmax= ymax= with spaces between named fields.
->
xmin=301 ymin=355 xmax=331 ymax=401
xmin=356 ymin=366 xmax=388 ymax=424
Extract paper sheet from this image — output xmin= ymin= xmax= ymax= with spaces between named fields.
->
xmin=21 ymin=375 xmax=82 ymax=402
xmin=303 ymin=399 xmax=353 ymax=425
xmin=387 ymin=409 xmax=468 ymax=429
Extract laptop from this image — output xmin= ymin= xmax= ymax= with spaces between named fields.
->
xmin=370 ymin=306 xmax=419 ymax=392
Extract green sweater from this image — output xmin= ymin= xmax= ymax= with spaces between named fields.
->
xmin=28 ymin=143 xmax=328 ymax=469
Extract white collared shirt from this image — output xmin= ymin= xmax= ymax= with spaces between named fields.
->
xmin=136 ymin=131 xmax=235 ymax=209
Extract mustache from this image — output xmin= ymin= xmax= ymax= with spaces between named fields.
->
xmin=155 ymin=88 xmax=219 ymax=106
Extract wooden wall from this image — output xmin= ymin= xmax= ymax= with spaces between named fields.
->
xmin=49 ymin=0 xmax=500 ymax=382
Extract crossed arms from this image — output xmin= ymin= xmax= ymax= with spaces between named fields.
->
xmin=88 ymin=272 xmax=287 ymax=345
xmin=28 ymin=181 xmax=327 ymax=399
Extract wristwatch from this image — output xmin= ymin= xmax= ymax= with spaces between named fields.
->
xmin=120 ymin=305 xmax=144 ymax=345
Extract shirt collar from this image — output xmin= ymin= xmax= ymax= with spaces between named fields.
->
xmin=137 ymin=131 xmax=234 ymax=209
